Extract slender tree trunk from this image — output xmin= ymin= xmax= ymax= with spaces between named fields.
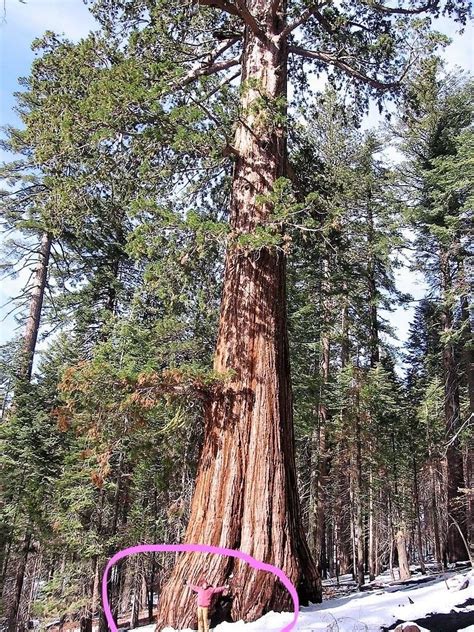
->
xmin=355 ymin=371 xmax=365 ymax=588
xmin=459 ymin=291 xmax=474 ymax=413
xmin=390 ymin=432 xmax=411 ymax=582
xmin=353 ymin=417 xmax=365 ymax=588
xmin=20 ymin=232 xmax=52 ymax=381
xmin=130 ymin=557 xmax=141 ymax=630
xmin=155 ymin=5 xmax=319 ymax=629
xmin=91 ymin=557 xmax=100 ymax=618
xmin=365 ymin=203 xmax=379 ymax=584
xmin=368 ymin=467 xmax=376 ymax=581
xmin=25 ymin=552 xmax=42 ymax=627
xmin=334 ymin=298 xmax=352 ymax=578
xmin=7 ymin=531 xmax=32 ymax=632
xmin=459 ymin=293 xmax=474 ymax=555
xmin=395 ymin=526 xmax=411 ymax=581
xmin=432 ymin=462 xmax=444 ymax=566
xmin=308 ymin=256 xmax=331 ymax=569
xmin=440 ymin=254 xmax=466 ymax=562
xmin=413 ymin=459 xmax=427 ymax=574
xmin=366 ymin=202 xmax=380 ymax=368
xmin=99 ymin=456 xmax=130 ymax=632
xmin=387 ymin=491 xmax=395 ymax=581
xmin=374 ymin=491 xmax=380 ymax=577
xmin=5 ymin=234 xmax=51 ymax=631
xmin=341 ymin=293 xmax=349 ymax=368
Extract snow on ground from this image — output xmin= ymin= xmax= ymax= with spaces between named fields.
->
xmin=131 ymin=569 xmax=474 ymax=632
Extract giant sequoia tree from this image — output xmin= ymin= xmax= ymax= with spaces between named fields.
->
xmin=138 ymin=1 xmax=469 ymax=628
xmin=2 ymin=0 xmax=471 ymax=629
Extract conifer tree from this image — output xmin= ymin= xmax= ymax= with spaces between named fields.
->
xmin=397 ymin=65 xmax=473 ymax=563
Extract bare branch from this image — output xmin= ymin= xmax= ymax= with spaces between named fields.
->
xmin=289 ymin=45 xmax=403 ymax=90
xmin=175 ymin=57 xmax=241 ymax=91
xmin=210 ymin=36 xmax=241 ymax=63
xmin=1 ymin=299 xmax=30 ymax=323
xmin=363 ymin=0 xmax=438 ymax=15
xmin=290 ymin=0 xmax=438 ymax=42
xmin=279 ymin=4 xmax=321 ymax=40
xmin=195 ymin=68 xmax=241 ymax=104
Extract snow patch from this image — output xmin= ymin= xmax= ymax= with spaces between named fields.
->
xmin=132 ymin=569 xmax=474 ymax=632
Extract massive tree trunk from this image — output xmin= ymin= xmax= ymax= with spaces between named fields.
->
xmin=155 ymin=4 xmax=320 ymax=629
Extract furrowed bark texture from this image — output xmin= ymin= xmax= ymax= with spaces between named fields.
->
xmin=155 ymin=3 xmax=320 ymax=629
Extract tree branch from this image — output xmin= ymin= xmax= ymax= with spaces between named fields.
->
xmin=197 ymin=0 xmax=241 ymax=17
xmin=197 ymin=68 xmax=241 ymax=103
xmin=198 ymin=0 xmax=264 ymax=36
xmin=175 ymin=57 xmax=241 ymax=91
xmin=279 ymin=4 xmax=321 ymax=40
xmin=363 ymin=0 xmax=438 ymax=15
xmin=209 ymin=36 xmax=241 ymax=64
xmin=313 ymin=9 xmax=337 ymax=34
xmin=234 ymin=0 xmax=265 ymax=37
xmin=289 ymin=45 xmax=402 ymax=90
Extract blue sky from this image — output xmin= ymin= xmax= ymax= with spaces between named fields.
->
xmin=0 ymin=2 xmax=473 ymax=353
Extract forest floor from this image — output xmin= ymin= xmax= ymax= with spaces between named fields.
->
xmin=125 ymin=563 xmax=474 ymax=632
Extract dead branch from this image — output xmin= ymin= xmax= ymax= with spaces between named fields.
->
xmin=175 ymin=57 xmax=241 ymax=91
xmin=289 ymin=45 xmax=403 ymax=90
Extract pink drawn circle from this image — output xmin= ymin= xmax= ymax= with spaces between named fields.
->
xmin=102 ymin=543 xmax=300 ymax=632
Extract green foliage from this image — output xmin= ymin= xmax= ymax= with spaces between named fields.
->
xmin=1 ymin=0 xmax=472 ymax=622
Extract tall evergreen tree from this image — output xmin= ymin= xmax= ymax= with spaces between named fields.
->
xmin=397 ymin=65 xmax=473 ymax=562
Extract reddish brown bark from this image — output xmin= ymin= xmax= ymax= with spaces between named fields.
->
xmin=155 ymin=3 xmax=320 ymax=629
